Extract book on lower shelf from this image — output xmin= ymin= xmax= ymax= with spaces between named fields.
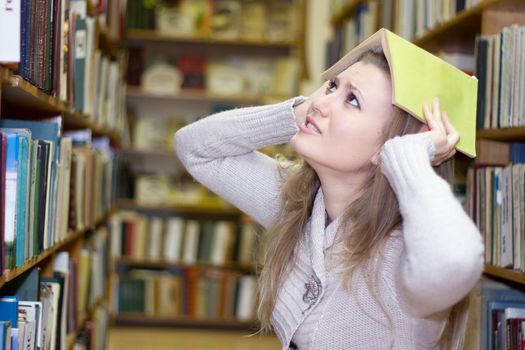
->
xmin=466 ymin=278 xmax=525 ymax=350
xmin=114 ymin=265 xmax=258 ymax=323
xmin=0 ymin=226 xmax=110 ymax=350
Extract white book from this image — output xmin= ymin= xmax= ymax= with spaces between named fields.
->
xmin=164 ymin=217 xmax=184 ymax=262
xmin=18 ymin=302 xmax=42 ymax=350
xmin=182 ymin=220 xmax=200 ymax=264
xmin=236 ymin=275 xmax=257 ymax=321
xmin=512 ymin=165 xmax=522 ymax=270
xmin=210 ymin=221 xmax=231 ymax=266
xmin=492 ymin=34 xmax=501 ymax=129
xmin=147 ymin=217 xmax=163 ymax=260
xmin=500 ymin=165 xmax=513 ymax=268
xmin=109 ymin=215 xmax=122 ymax=259
xmin=0 ymin=0 xmax=20 ymax=63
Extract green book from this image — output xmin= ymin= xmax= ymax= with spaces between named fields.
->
xmin=322 ymin=28 xmax=478 ymax=158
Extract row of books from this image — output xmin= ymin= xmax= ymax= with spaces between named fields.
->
xmin=0 ymin=227 xmax=109 ymax=350
xmin=329 ymin=0 xmax=481 ymax=43
xmin=395 ymin=0 xmax=482 ymax=41
xmin=465 ymin=141 xmax=525 ymax=270
xmin=127 ymin=0 xmax=298 ymax=42
xmin=466 ymin=279 xmax=525 ymax=350
xmin=0 ymin=0 xmax=126 ymax=130
xmin=132 ymin=175 xmax=228 ymax=208
xmin=114 ymin=266 xmax=257 ymax=321
xmin=0 ymin=118 xmax=115 ymax=273
xmin=109 ymin=211 xmax=259 ymax=267
xmin=134 ymin=54 xmax=299 ymax=98
xmin=475 ymin=24 xmax=525 ymax=130
xmin=328 ymin=2 xmax=380 ymax=68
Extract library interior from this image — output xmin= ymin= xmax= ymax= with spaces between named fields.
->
xmin=1 ymin=0 xmax=525 ymax=349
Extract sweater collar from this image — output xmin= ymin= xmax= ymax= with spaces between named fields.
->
xmin=308 ymin=187 xmax=342 ymax=284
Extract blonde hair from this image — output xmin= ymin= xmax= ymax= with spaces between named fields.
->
xmin=257 ymin=51 xmax=469 ymax=349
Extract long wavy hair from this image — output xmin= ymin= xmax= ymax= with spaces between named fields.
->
xmin=257 ymin=50 xmax=470 ymax=349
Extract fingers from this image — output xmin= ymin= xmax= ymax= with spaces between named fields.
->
xmin=443 ymin=112 xmax=460 ymax=146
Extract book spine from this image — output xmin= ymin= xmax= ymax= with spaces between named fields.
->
xmin=0 ymin=0 xmax=21 ymax=63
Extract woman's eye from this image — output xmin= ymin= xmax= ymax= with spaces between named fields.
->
xmin=326 ymin=80 xmax=337 ymax=93
xmin=347 ymin=93 xmax=360 ymax=108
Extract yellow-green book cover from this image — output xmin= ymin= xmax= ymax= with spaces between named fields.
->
xmin=322 ymin=28 xmax=478 ymax=158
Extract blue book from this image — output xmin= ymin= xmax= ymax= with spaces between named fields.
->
xmin=510 ymin=143 xmax=525 ymax=164
xmin=2 ymin=129 xmax=32 ymax=268
xmin=0 ymin=296 xmax=19 ymax=328
xmin=3 ymin=132 xmax=19 ymax=270
xmin=0 ymin=320 xmax=12 ymax=350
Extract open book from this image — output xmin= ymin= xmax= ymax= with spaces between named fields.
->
xmin=322 ymin=28 xmax=478 ymax=158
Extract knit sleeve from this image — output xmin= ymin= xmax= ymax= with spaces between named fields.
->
xmin=379 ymin=133 xmax=484 ymax=318
xmin=174 ymin=97 xmax=303 ymax=229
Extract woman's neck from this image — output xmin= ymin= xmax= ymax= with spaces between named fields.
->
xmin=319 ymin=173 xmax=365 ymax=221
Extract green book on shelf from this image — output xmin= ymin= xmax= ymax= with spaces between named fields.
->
xmin=322 ymin=28 xmax=478 ymax=158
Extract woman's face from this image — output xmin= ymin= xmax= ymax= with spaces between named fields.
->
xmin=291 ymin=61 xmax=393 ymax=175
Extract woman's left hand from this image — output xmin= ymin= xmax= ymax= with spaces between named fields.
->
xmin=421 ymin=97 xmax=460 ymax=166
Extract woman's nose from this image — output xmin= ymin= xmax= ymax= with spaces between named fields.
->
xmin=312 ymin=94 xmax=331 ymax=118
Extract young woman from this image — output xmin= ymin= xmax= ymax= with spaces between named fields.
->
xmin=175 ymin=50 xmax=484 ymax=349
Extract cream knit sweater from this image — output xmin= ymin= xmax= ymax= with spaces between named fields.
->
xmin=174 ymin=98 xmax=484 ymax=350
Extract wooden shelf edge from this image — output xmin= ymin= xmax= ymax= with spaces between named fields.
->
xmin=0 ymin=208 xmax=115 ymax=289
xmin=476 ymin=126 xmax=525 ymax=141
xmin=484 ymin=264 xmax=525 ymax=285
xmin=126 ymin=86 xmax=289 ymax=104
xmin=116 ymin=257 xmax=255 ymax=273
xmin=113 ymin=314 xmax=258 ymax=330
xmin=413 ymin=0 xmax=503 ymax=46
xmin=126 ymin=29 xmax=296 ymax=48
xmin=115 ymin=199 xmax=242 ymax=216
xmin=330 ymin=0 xmax=362 ymax=27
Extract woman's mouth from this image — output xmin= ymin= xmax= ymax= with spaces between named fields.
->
xmin=305 ymin=117 xmax=321 ymax=134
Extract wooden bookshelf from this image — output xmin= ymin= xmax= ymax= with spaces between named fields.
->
xmin=126 ymin=86 xmax=283 ymax=105
xmin=116 ymin=257 xmax=255 ymax=274
xmin=484 ymin=264 xmax=525 ymax=285
xmin=476 ymin=126 xmax=525 ymax=141
xmin=0 ymin=209 xmax=115 ymax=289
xmin=116 ymin=199 xmax=242 ymax=217
xmin=0 ymin=69 xmax=121 ymax=143
xmin=113 ymin=314 xmax=258 ymax=330
xmin=127 ymin=29 xmax=296 ymax=48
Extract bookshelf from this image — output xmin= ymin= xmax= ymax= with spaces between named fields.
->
xmin=111 ymin=0 xmax=306 ymax=330
xmin=0 ymin=1 xmax=127 ymax=349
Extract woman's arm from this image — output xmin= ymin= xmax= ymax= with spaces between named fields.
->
xmin=175 ymin=98 xmax=303 ymax=229
xmin=380 ymin=133 xmax=484 ymax=318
